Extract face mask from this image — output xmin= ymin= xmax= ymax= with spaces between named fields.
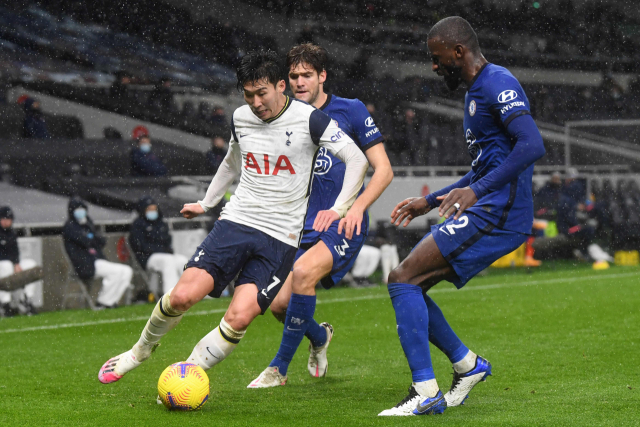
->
xmin=146 ymin=210 xmax=159 ymax=221
xmin=74 ymin=208 xmax=87 ymax=222
xmin=140 ymin=143 xmax=152 ymax=153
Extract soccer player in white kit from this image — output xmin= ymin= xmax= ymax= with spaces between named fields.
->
xmin=98 ymin=51 xmax=369 ymax=384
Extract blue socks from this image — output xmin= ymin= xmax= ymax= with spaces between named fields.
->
xmin=423 ymin=293 xmax=469 ymax=364
xmin=269 ymin=293 xmax=325 ymax=376
xmin=305 ymin=319 xmax=328 ymax=348
xmin=388 ymin=283 xmax=435 ymax=382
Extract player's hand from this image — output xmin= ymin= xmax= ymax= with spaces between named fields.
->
xmin=181 ymin=203 xmax=205 ymax=219
xmin=14 ymin=264 xmax=22 ymax=274
xmin=338 ymin=208 xmax=364 ymax=240
xmin=313 ymin=209 xmax=340 ymax=233
xmin=437 ymin=187 xmax=478 ymax=220
xmin=391 ymin=197 xmax=431 ymax=227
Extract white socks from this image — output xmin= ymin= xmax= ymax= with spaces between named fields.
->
xmin=411 ymin=351 xmax=478 ymax=398
xmin=187 ymin=317 xmax=246 ymax=371
xmin=132 ymin=291 xmax=186 ymax=362
xmin=414 ymin=379 xmax=440 ymax=398
xmin=453 ymin=350 xmax=477 ymax=374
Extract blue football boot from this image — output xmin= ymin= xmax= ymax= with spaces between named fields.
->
xmin=378 ymin=385 xmax=447 ymax=416
xmin=413 ymin=390 xmax=447 ymax=415
xmin=444 ymin=356 xmax=492 ymax=406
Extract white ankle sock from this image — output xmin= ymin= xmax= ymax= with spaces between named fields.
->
xmin=132 ymin=291 xmax=186 ymax=362
xmin=413 ymin=379 xmax=440 ymax=398
xmin=187 ymin=318 xmax=245 ymax=370
xmin=453 ymin=350 xmax=477 ymax=374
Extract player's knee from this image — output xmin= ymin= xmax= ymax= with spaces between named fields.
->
xmin=291 ymin=264 xmax=317 ymax=292
xmin=224 ymin=309 xmax=253 ymax=331
xmin=387 ymin=266 xmax=409 ymax=285
xmin=169 ymin=286 xmax=196 ymax=312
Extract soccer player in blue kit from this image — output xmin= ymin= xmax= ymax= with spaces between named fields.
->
xmin=379 ymin=17 xmax=546 ymax=416
xmin=249 ymin=43 xmax=393 ymax=388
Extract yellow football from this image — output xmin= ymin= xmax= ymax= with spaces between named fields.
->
xmin=157 ymin=362 xmax=209 ymax=411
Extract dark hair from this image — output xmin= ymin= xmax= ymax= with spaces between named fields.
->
xmin=236 ymin=50 xmax=284 ymax=92
xmin=286 ymin=43 xmax=329 ymax=75
xmin=428 ymin=16 xmax=480 ymax=53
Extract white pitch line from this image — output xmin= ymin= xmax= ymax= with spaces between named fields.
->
xmin=1 ymin=270 xmax=638 ymax=335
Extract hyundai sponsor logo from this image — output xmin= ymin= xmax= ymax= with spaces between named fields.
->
xmin=365 ymin=117 xmax=375 ymax=127
xmin=500 ymin=101 xmax=525 ymax=115
xmin=365 ymin=127 xmax=379 ymax=138
xmin=497 ymin=89 xmax=518 ymax=103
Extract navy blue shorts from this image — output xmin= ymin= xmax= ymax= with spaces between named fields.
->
xmin=185 ymin=220 xmax=297 ymax=313
xmin=416 ymin=213 xmax=528 ymax=288
xmin=297 ymin=221 xmax=367 ymax=289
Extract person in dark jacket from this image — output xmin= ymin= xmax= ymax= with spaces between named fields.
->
xmin=0 ymin=206 xmax=38 ymax=315
xmin=62 ymin=198 xmax=132 ymax=308
xmin=129 ymin=196 xmax=187 ymax=296
xmin=205 ymin=135 xmax=228 ymax=175
xmin=534 ymin=172 xmax=562 ymax=219
xmin=22 ymin=98 xmax=50 ymax=139
xmin=130 ymin=135 xmax=168 ymax=177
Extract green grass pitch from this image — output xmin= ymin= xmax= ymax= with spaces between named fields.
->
xmin=1 ymin=262 xmax=639 ymax=426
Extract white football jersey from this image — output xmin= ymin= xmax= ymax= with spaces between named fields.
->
xmin=218 ymin=97 xmax=355 ymax=247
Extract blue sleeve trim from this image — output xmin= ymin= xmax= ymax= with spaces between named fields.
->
xmin=361 ymin=136 xmax=384 ymax=152
xmin=503 ymin=110 xmax=530 ymax=128
xmin=309 ymin=109 xmax=331 ymax=146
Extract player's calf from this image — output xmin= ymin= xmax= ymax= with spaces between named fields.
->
xmin=187 ymin=317 xmax=246 ymax=370
xmin=98 ymin=291 xmax=184 ymax=384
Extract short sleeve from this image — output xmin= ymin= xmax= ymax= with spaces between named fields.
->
xmin=348 ymin=99 xmax=384 ymax=150
xmin=316 ymin=113 xmax=356 ymax=156
xmin=484 ymin=74 xmax=530 ymax=127
xmin=309 ymin=109 xmax=332 ymax=146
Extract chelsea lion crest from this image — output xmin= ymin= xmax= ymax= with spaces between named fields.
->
xmin=469 ymin=100 xmax=476 ymax=116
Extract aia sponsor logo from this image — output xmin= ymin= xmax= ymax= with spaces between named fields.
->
xmin=245 ymin=153 xmax=296 ymax=175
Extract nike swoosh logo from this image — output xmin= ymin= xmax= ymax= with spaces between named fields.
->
xmin=415 ymin=395 xmax=444 ymax=414
xmin=287 ymin=326 xmax=302 ymax=331
xmin=206 ymin=347 xmax=220 ymax=359
xmin=239 ymin=134 xmax=248 ymax=138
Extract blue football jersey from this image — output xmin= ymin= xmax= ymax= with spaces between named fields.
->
xmin=463 ymin=63 xmax=534 ymax=234
xmin=301 ymin=94 xmax=384 ymax=243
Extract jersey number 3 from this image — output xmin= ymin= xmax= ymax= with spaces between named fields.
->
xmin=245 ymin=153 xmax=296 ymax=175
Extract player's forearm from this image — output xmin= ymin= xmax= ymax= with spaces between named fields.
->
xmin=425 ymin=171 xmax=474 ymax=208
xmin=470 ymin=115 xmax=545 ymax=199
xmin=198 ymin=149 xmax=240 ymax=211
xmin=350 ymin=160 xmax=393 ymax=213
xmin=330 ymin=144 xmax=369 ymax=217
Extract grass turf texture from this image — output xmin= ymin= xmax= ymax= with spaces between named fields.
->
xmin=1 ymin=262 xmax=638 ymax=426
